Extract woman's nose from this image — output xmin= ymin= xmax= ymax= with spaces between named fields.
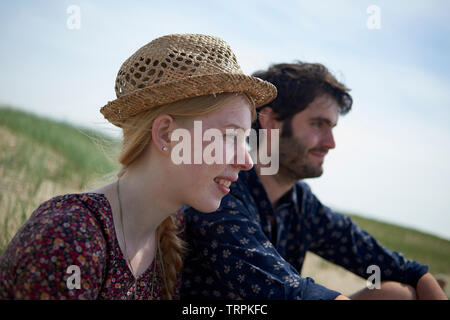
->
xmin=232 ymin=145 xmax=253 ymax=171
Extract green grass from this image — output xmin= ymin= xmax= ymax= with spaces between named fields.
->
xmin=0 ymin=106 xmax=119 ymax=184
xmin=0 ymin=106 xmax=120 ymax=253
xmin=347 ymin=214 xmax=450 ymax=275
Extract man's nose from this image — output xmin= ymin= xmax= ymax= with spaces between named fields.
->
xmin=322 ymin=130 xmax=336 ymax=150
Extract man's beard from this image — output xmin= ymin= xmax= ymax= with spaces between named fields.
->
xmin=276 ymin=134 xmax=325 ymax=185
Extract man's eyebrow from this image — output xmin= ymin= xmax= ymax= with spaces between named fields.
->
xmin=309 ymin=116 xmax=337 ymax=128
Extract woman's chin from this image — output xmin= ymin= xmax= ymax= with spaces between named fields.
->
xmin=189 ymin=199 xmax=222 ymax=214
xmin=185 ymin=184 xmax=228 ymax=213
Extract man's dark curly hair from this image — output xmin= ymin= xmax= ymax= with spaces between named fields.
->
xmin=252 ymin=62 xmax=353 ymax=140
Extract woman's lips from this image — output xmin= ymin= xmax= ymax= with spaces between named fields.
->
xmin=213 ymin=177 xmax=235 ymax=194
xmin=214 ymin=177 xmax=232 ymax=188
xmin=214 ymin=179 xmax=230 ymax=194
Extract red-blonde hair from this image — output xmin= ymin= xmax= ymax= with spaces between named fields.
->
xmin=116 ymin=92 xmax=255 ymax=299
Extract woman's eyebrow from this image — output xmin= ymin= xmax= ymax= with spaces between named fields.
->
xmin=222 ymin=123 xmax=249 ymax=130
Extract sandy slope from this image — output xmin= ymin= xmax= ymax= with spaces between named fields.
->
xmin=301 ymin=251 xmax=450 ymax=298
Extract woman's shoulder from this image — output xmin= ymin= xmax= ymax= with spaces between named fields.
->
xmin=4 ymin=193 xmax=112 ymax=257
xmin=33 ymin=192 xmax=111 ymax=219
xmin=34 ymin=192 xmax=114 ymax=228
xmin=0 ymin=193 xmax=111 ymax=298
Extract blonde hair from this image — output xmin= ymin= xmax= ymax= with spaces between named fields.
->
xmin=116 ymin=92 xmax=255 ymax=299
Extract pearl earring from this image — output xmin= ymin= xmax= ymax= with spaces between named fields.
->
xmin=162 ymin=146 xmax=168 ymax=152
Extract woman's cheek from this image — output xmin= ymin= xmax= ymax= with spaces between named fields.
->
xmin=223 ymin=140 xmax=236 ymax=164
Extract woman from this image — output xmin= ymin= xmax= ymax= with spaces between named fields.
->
xmin=0 ymin=34 xmax=277 ymax=299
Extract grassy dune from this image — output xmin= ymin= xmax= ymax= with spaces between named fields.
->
xmin=1 ymin=106 xmax=448 ymax=297
xmin=348 ymin=214 xmax=450 ymax=275
xmin=301 ymin=215 xmax=450 ymax=297
xmin=0 ymin=106 xmax=120 ymax=251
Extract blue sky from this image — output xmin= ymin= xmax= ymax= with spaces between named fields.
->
xmin=0 ymin=0 xmax=449 ymax=239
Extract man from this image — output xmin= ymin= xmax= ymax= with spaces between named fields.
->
xmin=180 ymin=62 xmax=447 ymax=300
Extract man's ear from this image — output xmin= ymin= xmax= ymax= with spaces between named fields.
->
xmin=151 ymin=114 xmax=175 ymax=154
xmin=258 ymin=107 xmax=282 ymax=130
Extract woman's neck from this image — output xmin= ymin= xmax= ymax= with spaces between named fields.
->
xmin=94 ymin=161 xmax=182 ymax=258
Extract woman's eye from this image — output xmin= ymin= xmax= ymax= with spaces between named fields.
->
xmin=224 ymin=133 xmax=236 ymax=140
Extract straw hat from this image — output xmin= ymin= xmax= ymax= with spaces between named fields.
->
xmin=100 ymin=34 xmax=277 ymax=127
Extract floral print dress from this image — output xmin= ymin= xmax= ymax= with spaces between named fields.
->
xmin=0 ymin=193 xmax=183 ymax=300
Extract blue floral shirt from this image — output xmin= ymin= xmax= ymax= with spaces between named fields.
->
xmin=180 ymin=168 xmax=429 ymax=300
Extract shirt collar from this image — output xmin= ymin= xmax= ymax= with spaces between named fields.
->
xmin=241 ymin=168 xmax=300 ymax=215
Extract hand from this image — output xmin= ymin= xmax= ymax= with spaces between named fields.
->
xmin=416 ymin=273 xmax=448 ymax=300
xmin=334 ymin=294 xmax=351 ymax=300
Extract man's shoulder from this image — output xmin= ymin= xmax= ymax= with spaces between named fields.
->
xmin=292 ymin=180 xmax=338 ymax=218
xmin=295 ymin=180 xmax=312 ymax=192
xmin=293 ymin=181 xmax=351 ymax=223
xmin=294 ymin=180 xmax=315 ymax=201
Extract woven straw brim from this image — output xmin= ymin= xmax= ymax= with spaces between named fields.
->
xmin=101 ymin=73 xmax=277 ymax=127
